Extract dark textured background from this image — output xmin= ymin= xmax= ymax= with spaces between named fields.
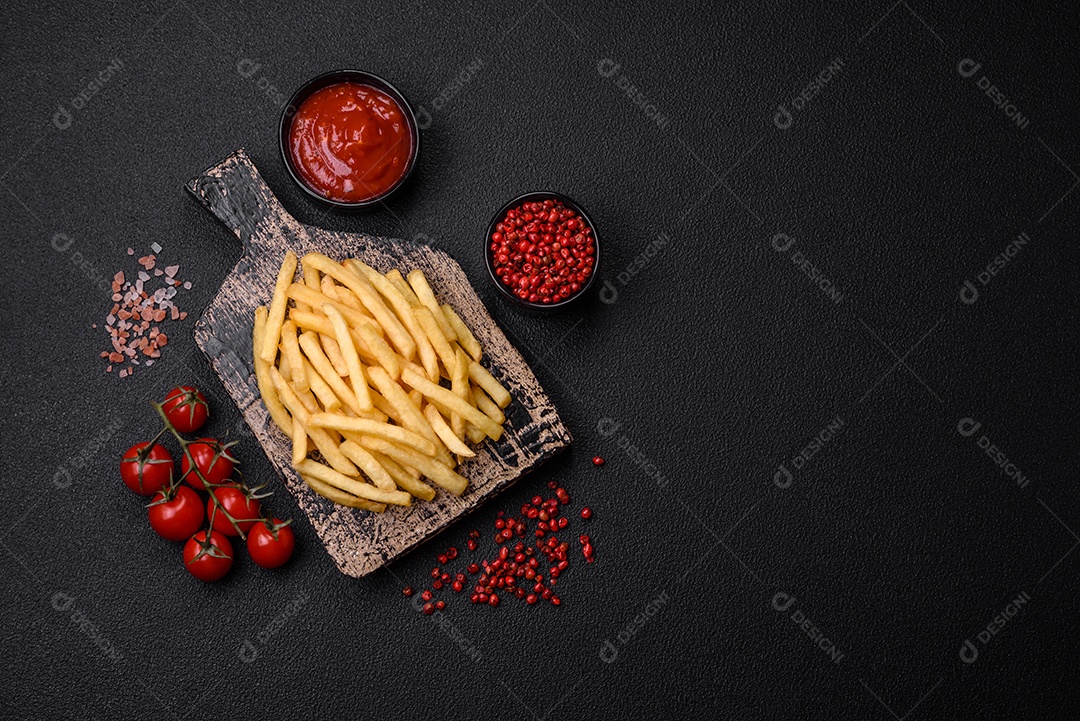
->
xmin=2 ymin=1 xmax=1078 ymax=718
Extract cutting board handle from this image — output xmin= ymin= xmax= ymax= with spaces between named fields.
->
xmin=186 ymin=148 xmax=304 ymax=250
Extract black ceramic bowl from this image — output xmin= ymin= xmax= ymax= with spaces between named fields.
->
xmin=484 ymin=191 xmax=601 ymax=312
xmin=279 ymin=70 xmax=420 ymax=210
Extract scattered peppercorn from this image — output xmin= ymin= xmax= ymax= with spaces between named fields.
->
xmin=403 ymin=479 xmax=596 ymax=612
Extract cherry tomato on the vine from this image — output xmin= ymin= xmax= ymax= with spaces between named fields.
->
xmin=120 ymin=442 xmax=174 ymax=496
xmin=247 ymin=519 xmax=295 ymax=569
xmin=148 ymin=485 xmax=204 ymax=542
xmin=183 ymin=530 xmax=234 ymax=582
xmin=181 ymin=438 xmax=235 ymax=490
xmin=208 ymin=485 xmax=261 ymax=536
xmin=162 ymin=386 xmax=209 ymax=433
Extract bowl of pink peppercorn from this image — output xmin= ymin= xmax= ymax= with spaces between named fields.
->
xmin=484 ymin=192 xmax=601 ymax=311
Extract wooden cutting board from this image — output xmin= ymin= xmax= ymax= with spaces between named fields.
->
xmin=186 ymin=149 xmax=572 ymax=577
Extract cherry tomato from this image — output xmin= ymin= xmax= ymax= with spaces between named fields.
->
xmin=120 ymin=442 xmax=174 ymax=496
xmin=148 ymin=485 xmax=204 ymax=542
xmin=162 ymin=386 xmax=209 ymax=433
xmin=247 ymin=519 xmax=295 ymax=569
xmin=208 ymin=485 xmax=261 ymax=536
xmin=183 ymin=530 xmax=234 ymax=582
xmin=181 ymin=438 xmax=235 ymax=490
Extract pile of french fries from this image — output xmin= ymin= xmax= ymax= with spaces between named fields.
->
xmin=252 ymin=251 xmax=511 ymax=512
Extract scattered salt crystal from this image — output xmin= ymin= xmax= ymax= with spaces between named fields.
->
xmin=138 ymin=271 xmax=150 ymax=282
xmin=151 ymin=242 xmax=162 ymax=253
xmin=154 ymin=269 xmax=163 ymax=276
xmin=183 ymin=281 xmax=192 ymax=290
xmin=165 ymin=286 xmax=177 ymax=298
xmin=165 ymin=265 xmax=179 ymax=277
xmin=127 ymin=248 xmax=134 ymax=255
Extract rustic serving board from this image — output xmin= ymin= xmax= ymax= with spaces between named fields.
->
xmin=186 ymin=149 xmax=572 ymax=577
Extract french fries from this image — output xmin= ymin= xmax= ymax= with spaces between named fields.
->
xmin=323 ymin=304 xmax=374 ymax=411
xmin=424 ymin=404 xmax=475 ymax=457
xmin=442 ymin=304 xmax=481 ymax=361
xmin=253 ymin=254 xmax=513 ymax=512
xmin=260 ymin=250 xmax=298 ymax=363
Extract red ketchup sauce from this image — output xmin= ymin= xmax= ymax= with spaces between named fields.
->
xmin=288 ymin=82 xmax=413 ymax=203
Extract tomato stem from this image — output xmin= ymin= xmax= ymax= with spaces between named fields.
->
xmin=151 ymin=401 xmax=252 ymax=541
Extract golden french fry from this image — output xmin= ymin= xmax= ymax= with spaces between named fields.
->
xmin=354 ymin=323 xmax=400 ymax=379
xmin=418 ymin=335 xmax=440 ymax=382
xmin=414 ymin=306 xmax=457 ymax=377
xmin=386 ymin=269 xmax=422 ymax=308
xmin=260 ymin=250 xmax=298 ymax=362
xmin=302 ymin=253 xmax=416 ymax=359
xmin=400 ymin=368 xmax=503 ymax=440
xmin=290 ymin=308 xmax=381 ymax=370
xmin=450 ymin=347 xmax=470 ymax=439
xmin=290 ymin=409 xmax=310 ymax=466
xmin=323 ymin=274 xmax=367 ymax=313
xmin=302 ymin=259 xmax=320 ymax=292
xmin=369 ymin=451 xmax=436 ymax=500
xmin=253 ymin=306 xmax=293 ymax=435
xmin=296 ymin=459 xmax=411 ymax=506
xmin=321 ymin=335 xmax=350 ymax=377
xmin=297 ymin=331 xmax=363 ymax=415
xmin=289 ymin=308 xmax=334 ymax=336
xmin=307 ymin=412 xmax=437 ymax=455
xmin=442 ymin=304 xmax=480 ymax=361
xmin=366 ymin=366 xmax=442 ymax=449
xmin=339 ymin=439 xmax=396 ymax=491
xmin=300 ymin=472 xmax=386 ymax=512
xmin=320 ymin=273 xmax=341 ymax=300
xmin=464 ymin=424 xmax=486 ymax=445
xmin=270 ymin=367 xmax=359 ymax=476
xmin=280 ymin=320 xmax=308 ymax=393
xmin=424 ymin=404 xmax=475 ymax=457
xmin=407 ymin=269 xmax=456 ymax=341
xmin=288 ymin=283 xmax=381 ymax=334
xmin=469 ymin=361 xmax=511 ymax=408
xmin=472 ymin=383 xmax=505 ymax=424
xmin=323 ymin=304 xmax=374 ymax=411
xmin=367 ymin=392 xmax=401 ymax=425
xmin=359 ymin=437 xmax=468 ymax=496
xmin=302 ymin=356 xmax=341 ymax=411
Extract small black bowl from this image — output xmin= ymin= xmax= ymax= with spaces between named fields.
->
xmin=484 ymin=191 xmax=601 ymax=312
xmin=279 ymin=69 xmax=420 ymax=210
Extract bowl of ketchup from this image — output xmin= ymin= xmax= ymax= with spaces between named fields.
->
xmin=280 ymin=70 xmax=420 ymax=209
